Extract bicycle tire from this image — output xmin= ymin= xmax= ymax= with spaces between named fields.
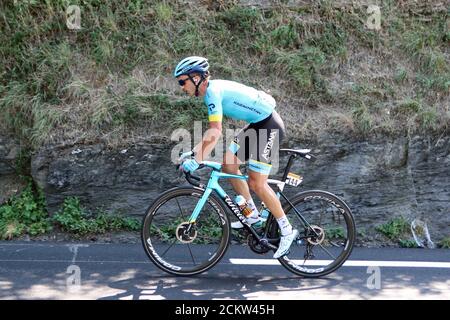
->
xmin=141 ymin=186 xmax=231 ymax=276
xmin=271 ymin=190 xmax=356 ymax=278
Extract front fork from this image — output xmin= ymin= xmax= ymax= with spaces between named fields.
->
xmin=184 ymin=188 xmax=213 ymax=233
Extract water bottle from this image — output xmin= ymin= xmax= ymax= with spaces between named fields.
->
xmin=234 ymin=195 xmax=253 ymax=217
xmin=260 ymin=202 xmax=270 ymax=219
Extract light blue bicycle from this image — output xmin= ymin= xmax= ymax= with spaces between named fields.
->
xmin=141 ymin=149 xmax=355 ymax=277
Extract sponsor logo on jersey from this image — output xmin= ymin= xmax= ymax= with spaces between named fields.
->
xmin=262 ymin=131 xmax=277 ymax=161
xmin=233 ymin=101 xmax=262 ymax=115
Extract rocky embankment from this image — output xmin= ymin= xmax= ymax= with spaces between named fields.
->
xmin=1 ymin=134 xmax=449 ymax=245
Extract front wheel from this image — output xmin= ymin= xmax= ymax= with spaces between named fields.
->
xmin=270 ymin=190 xmax=356 ymax=277
xmin=141 ymin=186 xmax=230 ymax=276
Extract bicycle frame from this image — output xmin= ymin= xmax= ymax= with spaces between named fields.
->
xmin=186 ymin=160 xmax=297 ymax=250
xmin=186 ymin=154 xmax=321 ymax=247
xmin=187 ymin=169 xmax=257 ymax=233
xmin=143 ymin=149 xmax=355 ymax=277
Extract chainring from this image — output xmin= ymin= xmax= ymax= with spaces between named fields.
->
xmin=247 ymin=234 xmax=270 ymax=254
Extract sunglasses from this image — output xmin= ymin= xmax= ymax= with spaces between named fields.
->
xmin=178 ymin=77 xmax=191 ymax=86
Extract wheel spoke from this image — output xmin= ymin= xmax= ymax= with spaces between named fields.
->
xmin=142 ymin=188 xmax=230 ymax=276
xmin=276 ymin=191 xmax=355 ymax=277
xmin=187 ymin=243 xmax=197 ymax=265
xmin=316 ymin=243 xmax=337 ymax=260
xmin=161 ymin=237 xmax=178 ymax=258
xmin=176 ymin=197 xmax=186 ymax=219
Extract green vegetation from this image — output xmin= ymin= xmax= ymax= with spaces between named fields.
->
xmin=150 ymin=217 xmax=183 ymax=243
xmin=438 ymin=237 xmax=450 ymax=249
xmin=0 ymin=183 xmax=140 ymax=239
xmin=53 ymin=197 xmax=140 ymax=236
xmin=0 ymin=1 xmax=448 ymax=150
xmin=376 ymin=216 xmax=410 ymax=240
xmin=399 ymin=239 xmax=419 ymax=248
xmin=0 ymin=181 xmax=52 ymax=240
xmin=398 ymin=15 xmax=450 ymax=92
xmin=196 ymin=214 xmax=224 ymax=244
xmin=325 ymin=227 xmax=345 ymax=239
xmin=376 ymin=216 xmax=417 ymax=247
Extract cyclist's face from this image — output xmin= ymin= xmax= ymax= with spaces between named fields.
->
xmin=177 ymin=76 xmax=194 ymax=96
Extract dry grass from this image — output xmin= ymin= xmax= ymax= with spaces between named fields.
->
xmin=0 ymin=0 xmax=448 ymax=150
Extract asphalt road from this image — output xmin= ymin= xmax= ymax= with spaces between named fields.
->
xmin=0 ymin=242 xmax=449 ymax=300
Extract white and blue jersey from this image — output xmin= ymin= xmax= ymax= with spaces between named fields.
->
xmin=204 ymin=80 xmax=276 ymax=124
xmin=203 ymin=79 xmax=284 ymax=175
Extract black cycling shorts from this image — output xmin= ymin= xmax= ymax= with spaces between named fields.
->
xmin=228 ymin=110 xmax=285 ymax=175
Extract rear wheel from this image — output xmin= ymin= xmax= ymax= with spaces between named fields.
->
xmin=269 ymin=190 xmax=356 ymax=277
xmin=141 ymin=187 xmax=230 ymax=276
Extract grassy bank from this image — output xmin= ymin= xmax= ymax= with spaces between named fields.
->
xmin=0 ymin=0 xmax=448 ymax=149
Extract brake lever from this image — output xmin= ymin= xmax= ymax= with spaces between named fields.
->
xmin=186 ymin=172 xmax=201 ymax=181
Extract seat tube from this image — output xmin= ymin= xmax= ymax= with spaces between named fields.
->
xmin=281 ymin=154 xmax=296 ymax=182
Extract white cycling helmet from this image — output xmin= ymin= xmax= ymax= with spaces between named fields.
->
xmin=173 ymin=56 xmax=209 ymax=77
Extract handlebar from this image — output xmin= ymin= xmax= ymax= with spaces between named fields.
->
xmin=186 ymin=171 xmax=201 ymax=187
xmin=177 ymin=163 xmax=206 ymax=188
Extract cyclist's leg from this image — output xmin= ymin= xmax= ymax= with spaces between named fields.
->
xmin=246 ymin=112 xmax=285 ymax=219
xmin=248 ymin=165 xmax=298 ymax=258
xmin=224 ymin=125 xmax=264 ymax=229
xmin=247 ymin=170 xmax=284 ymax=219
xmin=248 ymin=166 xmax=297 ymax=258
xmin=222 ymin=150 xmax=251 ymax=200
xmin=223 ymin=123 xmax=257 ymax=201
xmin=246 ymin=113 xmax=297 ymax=257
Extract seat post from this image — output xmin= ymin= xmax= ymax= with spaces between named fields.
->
xmin=281 ymin=154 xmax=296 ymax=183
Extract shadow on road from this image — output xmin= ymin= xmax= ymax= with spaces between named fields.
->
xmin=98 ymin=272 xmax=341 ymax=300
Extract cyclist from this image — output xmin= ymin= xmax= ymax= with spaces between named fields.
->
xmin=174 ymin=56 xmax=298 ymax=258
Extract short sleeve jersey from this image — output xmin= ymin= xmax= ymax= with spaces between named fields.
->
xmin=204 ymin=80 xmax=276 ymax=124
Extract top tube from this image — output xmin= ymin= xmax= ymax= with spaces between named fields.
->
xmin=200 ymin=160 xmax=285 ymax=184
xmin=201 ymin=161 xmax=222 ymax=171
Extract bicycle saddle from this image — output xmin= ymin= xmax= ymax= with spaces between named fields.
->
xmin=280 ymin=148 xmax=316 ymax=161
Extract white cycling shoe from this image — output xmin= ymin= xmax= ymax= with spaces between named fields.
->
xmin=231 ymin=216 xmax=265 ymax=229
xmin=273 ymin=229 xmax=299 ymax=259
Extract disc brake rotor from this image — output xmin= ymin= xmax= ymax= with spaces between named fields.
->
xmin=176 ymin=222 xmax=198 ymax=243
xmin=307 ymin=225 xmax=325 ymax=245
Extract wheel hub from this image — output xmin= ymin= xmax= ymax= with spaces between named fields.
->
xmin=307 ymin=225 xmax=325 ymax=245
xmin=176 ymin=222 xmax=198 ymax=243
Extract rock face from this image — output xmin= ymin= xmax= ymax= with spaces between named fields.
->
xmin=0 ymin=135 xmax=26 ymax=204
xmin=30 ymin=135 xmax=450 ymax=243
xmin=31 ymin=142 xmax=183 ymax=217
xmin=279 ymin=135 xmax=450 ymax=243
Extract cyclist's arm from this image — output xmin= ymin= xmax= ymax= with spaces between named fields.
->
xmin=193 ymin=84 xmax=224 ymax=162
xmin=193 ymin=121 xmax=222 ymax=162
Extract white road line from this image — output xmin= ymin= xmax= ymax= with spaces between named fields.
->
xmin=0 ymin=259 xmax=150 ymax=264
xmin=1 ymin=258 xmax=450 ymax=269
xmin=229 ymin=259 xmax=450 ymax=268
xmin=68 ymin=244 xmax=89 ymax=264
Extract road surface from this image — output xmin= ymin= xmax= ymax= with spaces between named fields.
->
xmin=0 ymin=242 xmax=449 ymax=300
